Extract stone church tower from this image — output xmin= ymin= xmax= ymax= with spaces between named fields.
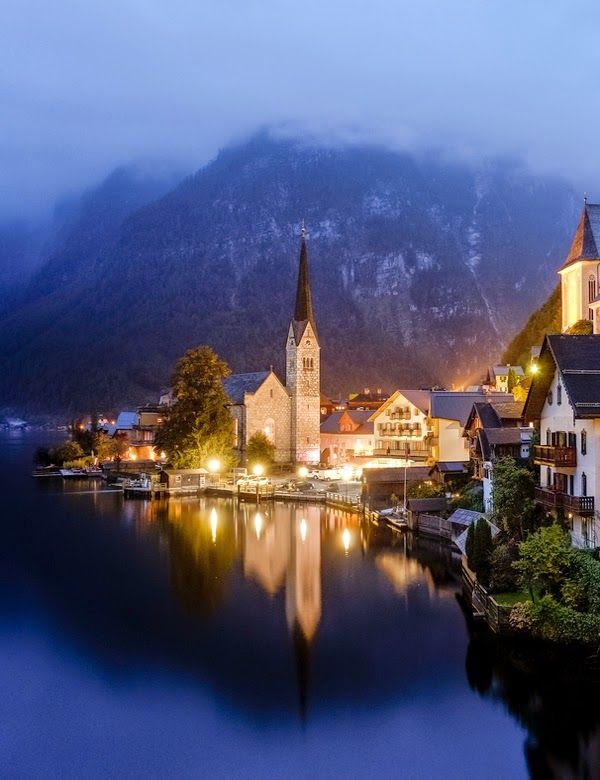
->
xmin=286 ymin=227 xmax=321 ymax=463
xmin=559 ymin=201 xmax=600 ymax=332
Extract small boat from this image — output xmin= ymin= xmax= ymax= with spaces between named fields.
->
xmin=32 ymin=466 xmax=62 ymax=478
xmin=60 ymin=468 xmax=88 ymax=478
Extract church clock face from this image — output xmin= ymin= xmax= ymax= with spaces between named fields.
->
xmin=289 ymin=338 xmax=295 ymax=346
xmin=305 ymin=339 xmax=311 ymax=346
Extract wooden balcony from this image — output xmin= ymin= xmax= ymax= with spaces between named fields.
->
xmin=534 ymin=486 xmax=595 ymax=515
xmin=533 ymin=444 xmax=577 ymax=468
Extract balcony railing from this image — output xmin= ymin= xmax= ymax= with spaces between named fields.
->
xmin=534 ymin=486 xmax=594 ymax=515
xmin=533 ymin=445 xmax=577 ymax=468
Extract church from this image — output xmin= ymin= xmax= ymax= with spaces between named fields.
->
xmin=224 ymin=227 xmax=321 ymax=465
xmin=559 ymin=200 xmax=600 ymax=331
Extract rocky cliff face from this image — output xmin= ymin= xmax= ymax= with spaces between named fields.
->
xmin=0 ymin=134 xmax=578 ymax=413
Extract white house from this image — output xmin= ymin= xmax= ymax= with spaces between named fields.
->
xmin=524 ymin=334 xmax=600 ymax=548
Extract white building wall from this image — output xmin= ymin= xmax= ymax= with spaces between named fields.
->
xmin=559 ymin=260 xmax=599 ymax=332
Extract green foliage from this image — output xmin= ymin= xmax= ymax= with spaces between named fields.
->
xmin=490 ymin=456 xmax=535 ymax=540
xmin=502 ymin=284 xmax=561 ymax=368
xmin=407 ymin=480 xmax=445 ymax=499
xmin=246 ymin=431 xmax=276 ymax=471
xmin=154 ymin=345 xmax=235 ymax=470
xmin=95 ymin=432 xmax=129 ymax=461
xmin=511 ymin=376 xmax=531 ymax=403
xmin=507 ymin=367 xmax=519 ymax=393
xmin=513 ymin=523 xmax=573 ymax=597
xmin=450 ymin=481 xmax=484 ymax=512
xmin=49 ymin=441 xmax=84 ymax=466
xmin=489 ymin=541 xmax=520 ymax=593
xmin=468 ymin=518 xmax=493 ymax=584
xmin=567 ymin=318 xmax=593 ymax=335
xmin=465 ymin=523 xmax=475 ymax=563
xmin=509 ymin=595 xmax=600 ymax=645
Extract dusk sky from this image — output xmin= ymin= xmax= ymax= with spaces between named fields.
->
xmin=3 ymin=0 xmax=600 ymax=219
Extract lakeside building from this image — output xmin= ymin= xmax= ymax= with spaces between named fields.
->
xmin=369 ymin=389 xmax=513 ymax=469
xmin=524 ymin=335 xmax=600 ymax=548
xmin=485 ymin=365 xmax=525 ymax=393
xmin=463 ymin=400 xmax=532 ymax=512
xmin=104 ymin=405 xmax=165 ymax=460
xmin=224 ymin=229 xmax=321 ymax=465
xmin=319 ymin=410 xmax=374 ymax=464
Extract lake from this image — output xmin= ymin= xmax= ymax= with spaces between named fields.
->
xmin=1 ymin=431 xmax=599 ymax=778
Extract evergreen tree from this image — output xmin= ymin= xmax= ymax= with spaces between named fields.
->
xmin=155 ymin=346 xmax=235 ymax=469
xmin=471 ymin=517 xmax=493 ymax=584
xmin=491 ymin=456 xmax=535 ymax=541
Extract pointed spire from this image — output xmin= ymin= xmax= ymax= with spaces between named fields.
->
xmin=293 ymin=222 xmax=315 ymax=325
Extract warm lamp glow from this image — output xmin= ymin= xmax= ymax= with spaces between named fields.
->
xmin=342 ymin=465 xmax=353 ymax=481
xmin=298 ymin=466 xmax=309 ymax=479
xmin=253 ymin=463 xmax=264 ymax=477
xmin=342 ymin=528 xmax=351 ymax=552
xmin=129 ymin=451 xmax=137 ymax=461
xmin=299 ymin=518 xmax=308 ymax=542
xmin=208 ymin=459 xmax=220 ymax=473
xmin=160 ymin=451 xmax=167 ymax=460
xmin=530 ymin=363 xmax=539 ymax=374
xmin=254 ymin=512 xmax=263 ymax=538
xmin=210 ymin=508 xmax=218 ymax=542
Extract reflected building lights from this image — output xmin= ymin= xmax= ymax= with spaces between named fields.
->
xmin=210 ymin=507 xmax=218 ymax=542
xmin=254 ymin=512 xmax=263 ymax=539
xmin=342 ymin=527 xmax=351 ymax=552
xmin=299 ymin=518 xmax=308 ymax=542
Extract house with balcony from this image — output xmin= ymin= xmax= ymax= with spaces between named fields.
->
xmin=463 ymin=400 xmax=532 ymax=511
xmin=523 ymin=334 xmax=600 ymax=548
xmin=369 ymin=390 xmax=432 ymax=461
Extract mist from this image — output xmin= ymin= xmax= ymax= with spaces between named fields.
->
xmin=2 ymin=0 xmax=599 ymax=220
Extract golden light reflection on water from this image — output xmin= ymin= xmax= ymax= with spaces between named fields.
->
xmin=127 ymin=498 xmax=450 ymax=639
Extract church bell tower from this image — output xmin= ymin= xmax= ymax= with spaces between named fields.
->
xmin=286 ymin=224 xmax=321 ymax=464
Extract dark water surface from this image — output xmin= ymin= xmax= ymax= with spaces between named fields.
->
xmin=2 ymin=432 xmax=599 ymax=778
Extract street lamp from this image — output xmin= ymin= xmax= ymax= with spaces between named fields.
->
xmin=298 ymin=465 xmax=309 ymax=480
xmin=208 ymin=458 xmax=220 ymax=485
xmin=253 ymin=463 xmax=264 ymax=477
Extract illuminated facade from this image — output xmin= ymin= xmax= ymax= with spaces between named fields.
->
xmin=558 ymin=202 xmax=600 ymax=332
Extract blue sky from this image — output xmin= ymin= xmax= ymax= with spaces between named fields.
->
xmin=2 ymin=0 xmax=600 ymax=218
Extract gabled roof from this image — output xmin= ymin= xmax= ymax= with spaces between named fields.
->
xmin=363 ymin=466 xmax=431 ymax=484
xmin=430 ymin=391 xmax=512 ymax=426
xmin=491 ymin=401 xmax=525 ymax=420
xmin=320 ymin=410 xmax=373 ymax=434
xmin=430 ymin=461 xmax=469 ymax=474
xmin=491 ymin=365 xmax=524 ymax=378
xmin=115 ymin=411 xmax=138 ymax=430
xmin=523 ymin=334 xmax=600 ymax=420
xmin=406 ymin=497 xmax=448 ymax=513
xmin=559 ymin=204 xmax=600 ymax=271
xmin=223 ymin=371 xmax=271 ymax=404
xmin=448 ymin=508 xmax=484 ymax=527
xmin=368 ymin=389 xmax=431 ymax=420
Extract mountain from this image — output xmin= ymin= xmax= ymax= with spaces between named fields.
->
xmin=502 ymin=285 xmax=562 ymax=368
xmin=0 ymin=134 xmax=579 ymax=414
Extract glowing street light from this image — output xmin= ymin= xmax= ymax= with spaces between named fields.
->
xmin=253 ymin=463 xmax=264 ymax=477
xmin=298 ymin=465 xmax=309 ymax=479
xmin=208 ymin=459 xmax=221 ymax=474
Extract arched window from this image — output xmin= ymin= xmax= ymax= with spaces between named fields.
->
xmin=582 ymin=429 xmax=587 ymax=455
xmin=582 ymin=472 xmax=588 ymax=497
xmin=547 ymin=390 xmax=553 ymax=406
xmin=546 ymin=428 xmax=551 ymax=445
xmin=590 ymin=275 xmax=597 ymax=303
xmin=263 ymin=418 xmax=275 ymax=443
xmin=557 ymin=384 xmax=562 ymax=405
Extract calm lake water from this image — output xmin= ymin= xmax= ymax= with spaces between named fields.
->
xmin=2 ymin=432 xmax=600 ymax=778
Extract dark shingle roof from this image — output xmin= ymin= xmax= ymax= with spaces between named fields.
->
xmin=363 ymin=466 xmax=431 ymax=484
xmin=491 ymin=401 xmax=525 ymax=421
xmin=400 ymin=389 xmax=431 ymax=414
xmin=223 ymin=371 xmax=271 ymax=404
xmin=524 ymin=334 xmax=600 ymax=420
xmin=431 ymin=391 xmax=511 ymax=426
xmin=406 ymin=497 xmax=448 ymax=513
xmin=560 ymin=204 xmax=600 ymax=270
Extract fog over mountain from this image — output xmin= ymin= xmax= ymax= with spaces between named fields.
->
xmin=0 ymin=134 xmax=578 ymax=414
xmin=3 ymin=1 xmax=600 ymax=221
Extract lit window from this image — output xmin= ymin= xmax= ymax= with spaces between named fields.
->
xmin=557 ymin=384 xmax=562 ymax=405
xmin=582 ymin=430 xmax=587 ymax=455
xmin=547 ymin=390 xmax=553 ymax=405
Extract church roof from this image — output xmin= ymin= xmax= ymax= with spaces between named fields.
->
xmin=294 ymin=238 xmax=315 ymax=324
xmin=223 ymin=371 xmax=270 ymax=404
xmin=559 ymin=203 xmax=600 ymax=271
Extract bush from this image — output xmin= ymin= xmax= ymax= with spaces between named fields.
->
xmin=509 ymin=595 xmax=600 ymax=645
xmin=489 ymin=541 xmax=519 ymax=593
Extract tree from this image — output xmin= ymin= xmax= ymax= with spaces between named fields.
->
xmin=154 ymin=346 xmax=235 ymax=470
xmin=96 ymin=432 xmax=128 ymax=461
xmin=507 ymin=367 xmax=519 ymax=393
xmin=468 ymin=518 xmax=493 ymax=584
xmin=407 ymin=480 xmax=444 ymax=499
xmin=567 ymin=319 xmax=593 ymax=335
xmin=246 ymin=431 xmax=276 ymax=471
xmin=490 ymin=456 xmax=535 ymax=541
xmin=513 ymin=523 xmax=574 ymax=598
xmin=51 ymin=441 xmax=84 ymax=465
xmin=511 ymin=375 xmax=531 ymax=403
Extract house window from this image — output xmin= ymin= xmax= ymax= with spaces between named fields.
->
xmin=547 ymin=467 xmax=551 ymax=487
xmin=264 ymin=418 xmax=275 ymax=443
xmin=590 ymin=275 xmax=597 ymax=303
xmin=547 ymin=390 xmax=553 ymax=405
xmin=582 ymin=472 xmax=588 ymax=497
xmin=569 ymin=475 xmax=574 ymax=495
xmin=557 ymin=384 xmax=562 ymax=405
xmin=546 ymin=428 xmax=551 ymax=446
xmin=582 ymin=429 xmax=587 ymax=455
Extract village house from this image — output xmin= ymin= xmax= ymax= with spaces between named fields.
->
xmin=370 ymin=389 xmax=512 ymax=468
xmin=463 ymin=400 xmax=532 ymax=511
xmin=486 ymin=365 xmax=525 ymax=393
xmin=108 ymin=405 xmax=165 ymax=460
xmin=347 ymin=388 xmax=388 ymax=410
xmin=319 ymin=409 xmax=374 ymax=464
xmin=524 ymin=334 xmax=600 ymax=548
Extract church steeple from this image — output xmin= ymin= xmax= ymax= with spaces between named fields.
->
xmin=293 ymin=223 xmax=316 ymax=329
